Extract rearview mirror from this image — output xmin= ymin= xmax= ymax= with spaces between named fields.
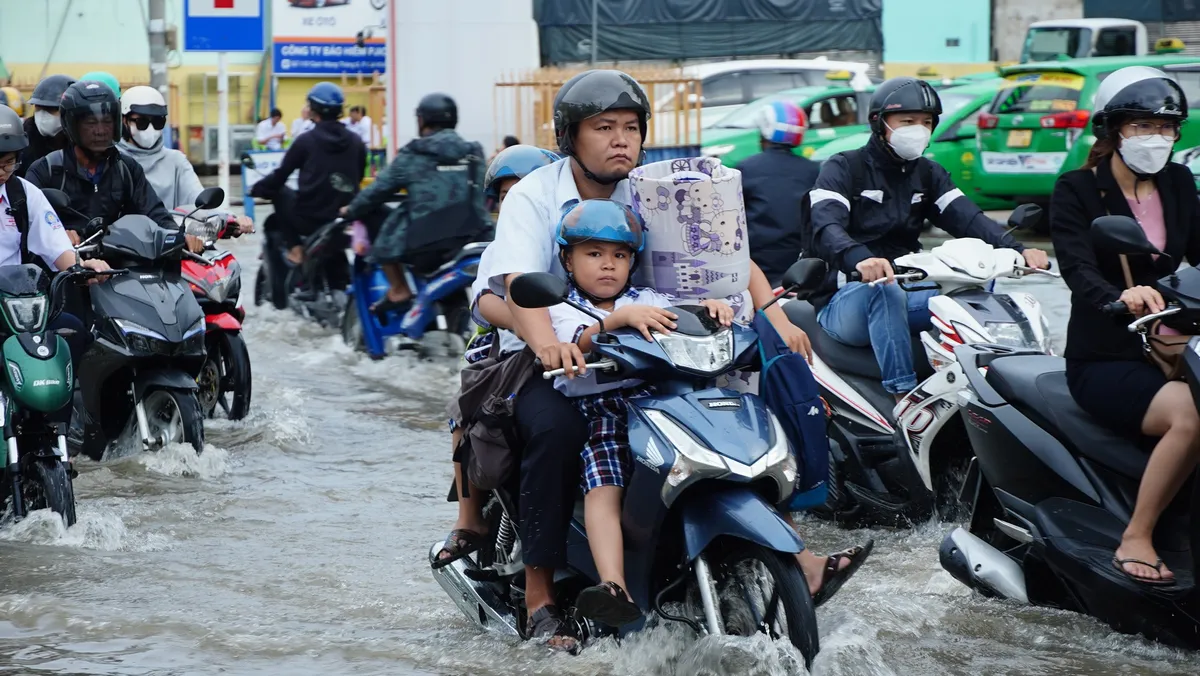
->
xmin=195 ymin=187 xmax=224 ymax=210
xmin=510 ymin=272 xmax=568 ymax=309
xmin=1007 ymin=203 xmax=1044 ymax=230
xmin=1091 ymin=215 xmax=1162 ymax=256
xmin=240 ymin=152 xmax=255 ymax=169
xmin=330 ymin=173 xmax=356 ymax=193
xmin=782 ymin=259 xmax=828 ymax=293
xmin=42 ymin=188 xmax=71 ymax=212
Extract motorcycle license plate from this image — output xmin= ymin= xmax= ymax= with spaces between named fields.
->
xmin=1007 ymin=130 xmax=1032 ymax=148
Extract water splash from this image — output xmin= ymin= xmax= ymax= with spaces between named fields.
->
xmin=137 ymin=443 xmax=230 ymax=479
xmin=0 ymin=509 xmax=171 ymax=551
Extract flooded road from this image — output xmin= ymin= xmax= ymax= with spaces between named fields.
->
xmin=1 ymin=234 xmax=1198 ymax=676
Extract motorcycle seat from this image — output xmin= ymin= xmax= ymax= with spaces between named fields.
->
xmin=985 ymin=355 xmax=1147 ymax=479
xmin=783 ymin=300 xmax=933 ymax=382
xmin=428 ymin=241 xmax=489 ymax=278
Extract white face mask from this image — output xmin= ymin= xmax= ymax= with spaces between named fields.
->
xmin=34 ymin=110 xmax=61 ymax=137
xmin=130 ymin=124 xmax=162 ymax=149
xmin=1119 ymin=134 xmax=1174 ymax=175
xmin=886 ymin=122 xmax=931 ymax=161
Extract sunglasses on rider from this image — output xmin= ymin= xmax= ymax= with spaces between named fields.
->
xmin=129 ymin=116 xmax=167 ymax=131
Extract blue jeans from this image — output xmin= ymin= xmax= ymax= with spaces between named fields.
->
xmin=817 ymin=282 xmax=938 ymax=394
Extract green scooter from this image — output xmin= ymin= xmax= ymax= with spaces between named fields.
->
xmin=0 ymin=264 xmax=123 ymax=526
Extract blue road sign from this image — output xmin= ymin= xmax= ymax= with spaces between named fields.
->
xmin=184 ymin=0 xmax=265 ymax=52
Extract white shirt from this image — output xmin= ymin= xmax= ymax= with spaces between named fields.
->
xmin=255 ymin=119 xmax=287 ymax=150
xmin=0 ymin=178 xmax=74 ymax=268
xmin=549 ymin=285 xmax=675 ymax=397
xmin=343 ymin=115 xmax=374 ymax=146
xmin=474 ymin=158 xmax=634 ymax=353
xmin=290 ymin=117 xmax=314 ymax=139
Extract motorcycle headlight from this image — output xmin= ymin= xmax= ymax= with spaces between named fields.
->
xmin=183 ymin=318 xmax=205 ymax=340
xmin=654 ymin=329 xmax=733 ymax=375
xmin=2 ymin=297 xmax=47 ymax=333
xmin=1038 ymin=314 xmax=1055 ymax=355
xmin=115 ymin=318 xmax=167 ymax=341
xmin=207 ymin=275 xmax=231 ymax=304
xmin=984 ymin=321 xmax=1040 ymax=350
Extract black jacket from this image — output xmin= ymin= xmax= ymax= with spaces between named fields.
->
xmin=738 ymin=146 xmax=820 ymax=286
xmin=250 ymin=119 xmax=366 ymax=226
xmin=16 ymin=116 xmax=67 ymax=180
xmin=23 ymin=146 xmax=174 ymax=233
xmin=1051 ymin=160 xmax=1200 ymax=362
xmin=808 ymin=135 xmax=1024 ymax=309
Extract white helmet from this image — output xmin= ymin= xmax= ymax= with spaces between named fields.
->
xmin=120 ymin=86 xmax=167 ymax=118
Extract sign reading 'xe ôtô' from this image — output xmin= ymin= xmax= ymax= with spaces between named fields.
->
xmin=271 ymin=0 xmax=387 ymax=76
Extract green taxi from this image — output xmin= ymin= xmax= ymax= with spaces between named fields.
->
xmin=974 ymin=55 xmax=1200 ymax=206
xmin=810 ymin=78 xmax=1013 ymax=210
xmin=699 ymin=82 xmax=874 ymax=167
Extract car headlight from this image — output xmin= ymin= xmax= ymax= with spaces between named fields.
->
xmin=700 ymin=144 xmax=735 ymax=157
xmin=654 ymin=329 xmax=733 ymax=375
xmin=984 ymin=321 xmax=1040 ymax=350
xmin=3 ymin=297 xmax=47 ymax=333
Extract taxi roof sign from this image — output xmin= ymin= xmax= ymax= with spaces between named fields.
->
xmin=825 ymin=70 xmax=852 ymax=81
xmin=1156 ymin=38 xmax=1186 ymax=54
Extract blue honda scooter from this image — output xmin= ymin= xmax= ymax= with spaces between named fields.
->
xmin=429 ymin=261 xmax=828 ymax=667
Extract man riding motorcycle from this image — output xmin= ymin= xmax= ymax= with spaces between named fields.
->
xmin=17 ymin=74 xmax=75 ymax=180
xmin=341 ymin=93 xmax=490 ymax=316
xmin=118 ymin=86 xmax=253 ymax=235
xmin=22 ymin=81 xmax=202 ymax=253
xmin=250 ymin=81 xmax=364 ymax=293
xmin=807 ymin=76 xmax=1050 ymax=401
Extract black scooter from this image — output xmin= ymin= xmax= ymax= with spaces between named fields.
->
xmin=941 ymin=213 xmax=1200 ymax=648
xmin=45 ymin=188 xmax=217 ymax=459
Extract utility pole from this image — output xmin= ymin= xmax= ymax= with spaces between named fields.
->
xmin=148 ymin=0 xmax=171 ymax=148
xmin=591 ymin=0 xmax=598 ymax=64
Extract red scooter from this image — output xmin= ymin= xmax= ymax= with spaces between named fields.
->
xmin=175 ymin=208 xmax=252 ymax=420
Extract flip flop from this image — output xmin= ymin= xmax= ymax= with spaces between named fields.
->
xmin=1112 ymin=556 xmax=1176 ymax=586
xmin=812 ymin=539 xmax=874 ymax=608
xmin=371 ymin=296 xmax=412 ymax=319
xmin=574 ymin=581 xmax=643 ymax=627
xmin=430 ymin=528 xmax=485 ymax=570
xmin=528 ymin=604 xmax=580 ymax=654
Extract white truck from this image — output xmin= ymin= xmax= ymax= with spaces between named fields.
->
xmin=1021 ymin=19 xmax=1153 ymax=63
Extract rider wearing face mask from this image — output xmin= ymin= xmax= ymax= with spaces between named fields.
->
xmin=17 ymin=74 xmax=75 ymax=179
xmin=807 ymin=76 xmax=1050 ymax=400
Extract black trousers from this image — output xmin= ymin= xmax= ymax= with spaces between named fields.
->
xmin=514 ymin=375 xmax=588 ymax=569
xmin=51 ymin=312 xmax=89 ymax=425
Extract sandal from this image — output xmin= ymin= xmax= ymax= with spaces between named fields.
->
xmin=1112 ymin=556 xmax=1176 ymax=586
xmin=812 ymin=539 xmax=874 ymax=608
xmin=528 ymin=604 xmax=580 ymax=654
xmin=575 ymin=581 xmax=643 ymax=627
xmin=430 ymin=528 xmax=485 ymax=570
xmin=370 ymin=295 xmax=412 ymax=319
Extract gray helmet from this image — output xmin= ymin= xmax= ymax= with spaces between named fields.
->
xmin=28 ymin=74 xmax=76 ymax=109
xmin=0 ymin=106 xmax=28 ymax=155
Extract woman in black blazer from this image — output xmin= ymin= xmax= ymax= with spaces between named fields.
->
xmin=1051 ymin=67 xmax=1200 ymax=586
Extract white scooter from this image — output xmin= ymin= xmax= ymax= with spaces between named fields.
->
xmin=783 ymin=204 xmax=1059 ymax=526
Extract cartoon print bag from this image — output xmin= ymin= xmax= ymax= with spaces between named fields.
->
xmin=629 ymin=157 xmax=752 ymax=307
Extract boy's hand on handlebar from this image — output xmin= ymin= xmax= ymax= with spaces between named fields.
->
xmin=1022 ymin=248 xmax=1050 ymax=270
xmin=234 ymin=215 xmax=255 ymax=235
xmin=699 ymin=299 xmax=734 ymax=327
xmin=855 ymin=258 xmax=894 ymax=284
xmin=67 ymin=230 xmax=81 ymax=247
xmin=185 ymin=235 xmax=205 ymax=254
xmin=536 ymin=341 xmax=587 ymax=378
xmin=1118 ymin=286 xmax=1165 ymax=318
xmin=612 ymin=305 xmax=677 ymax=341
xmin=80 ymin=259 xmax=111 ymax=285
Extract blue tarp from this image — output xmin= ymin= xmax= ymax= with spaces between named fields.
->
xmin=1084 ymin=0 xmax=1200 ymax=22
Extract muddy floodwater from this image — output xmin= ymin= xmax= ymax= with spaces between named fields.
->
xmin=0 ymin=234 xmax=1197 ymax=675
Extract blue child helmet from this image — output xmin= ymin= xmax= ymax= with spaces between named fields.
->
xmin=555 ymin=199 xmax=646 ymax=253
xmin=484 ymin=145 xmax=561 ymax=199
xmin=307 ymin=82 xmax=345 ymax=119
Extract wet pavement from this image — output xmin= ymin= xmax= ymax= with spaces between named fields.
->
xmin=0 ymin=231 xmax=1197 ymax=675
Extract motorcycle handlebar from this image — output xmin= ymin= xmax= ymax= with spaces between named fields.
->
xmin=541 ymin=359 xmax=618 ymax=380
xmin=1100 ymin=301 xmax=1127 ymax=315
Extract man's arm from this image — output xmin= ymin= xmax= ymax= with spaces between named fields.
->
xmin=810 ymin=154 xmax=875 ymax=274
xmin=250 ymin=140 xmax=307 ymax=200
xmin=344 ymin=146 xmax=409 ymax=219
xmin=173 ymin=151 xmax=206 ymax=209
xmin=123 ymin=158 xmax=176 ymax=229
xmin=924 ymin=161 xmax=1023 ymax=252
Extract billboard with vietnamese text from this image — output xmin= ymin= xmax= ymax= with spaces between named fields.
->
xmin=271 ymin=0 xmax=387 ymax=76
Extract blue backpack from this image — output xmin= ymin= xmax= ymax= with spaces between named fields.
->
xmin=753 ymin=310 xmax=829 ymax=510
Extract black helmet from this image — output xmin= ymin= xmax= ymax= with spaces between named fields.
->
xmin=1091 ymin=66 xmax=1188 ymax=140
xmin=60 ymin=80 xmax=122 ymax=152
xmin=868 ymin=77 xmax=943 ymax=135
xmin=416 ymin=93 xmax=457 ymax=129
xmin=0 ymin=106 xmax=28 ymax=155
xmin=307 ymin=82 xmax=345 ymax=120
xmin=28 ymin=74 xmax=76 ymax=109
xmin=552 ymin=69 xmax=651 ymax=156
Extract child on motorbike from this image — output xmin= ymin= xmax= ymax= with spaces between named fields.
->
xmin=548 ymin=199 xmax=733 ymax=625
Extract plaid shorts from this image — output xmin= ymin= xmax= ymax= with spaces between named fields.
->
xmin=574 ymin=385 xmax=655 ymax=493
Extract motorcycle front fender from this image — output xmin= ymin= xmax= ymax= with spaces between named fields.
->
xmin=678 ymin=485 xmax=803 ymax=561
xmin=132 ymin=369 xmax=199 ymax=400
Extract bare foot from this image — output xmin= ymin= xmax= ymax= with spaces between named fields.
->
xmin=795 ymin=548 xmax=850 ymax=596
xmin=1115 ymin=534 xmax=1174 ymax=582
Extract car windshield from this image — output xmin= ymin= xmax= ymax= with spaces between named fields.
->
xmin=990 ymin=73 xmax=1084 ymax=114
xmin=939 ymin=93 xmax=978 ymax=119
xmin=707 ymin=95 xmax=796 ymax=129
xmin=1023 ymin=27 xmax=1089 ymax=62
